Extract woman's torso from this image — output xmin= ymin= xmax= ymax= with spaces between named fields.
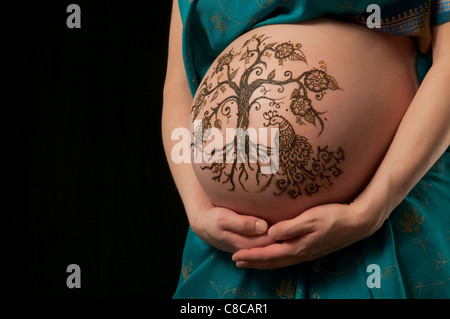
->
xmin=189 ymin=18 xmax=418 ymax=225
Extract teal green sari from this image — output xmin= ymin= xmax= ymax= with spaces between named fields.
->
xmin=174 ymin=0 xmax=450 ymax=299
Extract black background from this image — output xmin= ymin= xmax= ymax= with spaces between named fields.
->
xmin=6 ymin=0 xmax=189 ymax=298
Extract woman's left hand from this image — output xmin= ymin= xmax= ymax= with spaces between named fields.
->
xmin=232 ymin=202 xmax=377 ymax=269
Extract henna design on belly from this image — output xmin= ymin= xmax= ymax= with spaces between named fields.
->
xmin=262 ymin=110 xmax=345 ymax=198
xmin=191 ymin=34 xmax=345 ymax=198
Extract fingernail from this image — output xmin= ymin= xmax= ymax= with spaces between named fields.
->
xmin=255 ymin=220 xmax=267 ymax=234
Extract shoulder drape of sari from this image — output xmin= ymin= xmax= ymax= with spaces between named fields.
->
xmin=179 ymin=0 xmax=450 ymax=95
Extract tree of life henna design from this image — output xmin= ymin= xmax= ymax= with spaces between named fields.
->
xmin=191 ymin=34 xmax=345 ymax=198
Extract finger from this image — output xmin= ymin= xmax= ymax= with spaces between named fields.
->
xmin=224 ymin=232 xmax=275 ymax=253
xmin=209 ymin=231 xmax=275 ymax=253
xmin=232 ymin=242 xmax=301 ymax=270
xmin=232 ymin=242 xmax=292 ymax=262
xmin=235 ymin=258 xmax=299 ymax=270
xmin=268 ymin=213 xmax=315 ymax=241
xmin=219 ymin=211 xmax=268 ymax=235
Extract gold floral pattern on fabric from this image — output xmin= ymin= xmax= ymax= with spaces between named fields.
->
xmin=431 ymin=153 xmax=449 ymax=176
xmin=210 ymin=281 xmax=257 ymax=298
xmin=410 ymin=277 xmax=450 ymax=298
xmin=182 ymin=261 xmax=194 ymax=281
xmin=399 ymin=206 xmax=448 ymax=270
xmin=210 ymin=10 xmax=228 ymax=34
xmin=311 ymin=255 xmax=364 ymax=283
xmin=276 ymin=280 xmax=297 ymax=299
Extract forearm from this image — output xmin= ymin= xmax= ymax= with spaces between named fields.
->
xmin=355 ymin=60 xmax=450 ymax=234
xmin=162 ymin=87 xmax=214 ymax=223
xmin=161 ymin=0 xmax=214 ymax=225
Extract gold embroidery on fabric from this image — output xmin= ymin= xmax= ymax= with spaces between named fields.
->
xmin=382 ymin=265 xmax=400 ymax=298
xmin=276 ymin=280 xmax=297 ymax=299
xmin=381 ymin=265 xmax=399 ymax=280
xmin=335 ymin=0 xmax=383 ymax=12
xmin=210 ymin=10 xmax=228 ymax=34
xmin=210 ymin=281 xmax=257 ymax=299
xmin=311 ymin=255 xmax=364 ymax=282
xmin=339 ymin=0 xmax=435 ymax=52
xmin=182 ymin=261 xmax=194 ymax=281
xmin=410 ymin=180 xmax=432 ymax=208
xmin=399 ymin=206 xmax=425 ymax=233
xmin=371 ymin=264 xmax=400 ymax=299
xmin=431 ymin=153 xmax=449 ymax=176
xmin=434 ymin=0 xmax=450 ymax=14
xmin=410 ymin=277 xmax=450 ymax=297
xmin=348 ymin=0 xmax=431 ymax=36
xmin=217 ymin=0 xmax=275 ymax=27
xmin=399 ymin=206 xmax=448 ymax=269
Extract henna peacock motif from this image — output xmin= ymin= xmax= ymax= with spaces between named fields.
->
xmin=262 ymin=110 xmax=344 ymax=198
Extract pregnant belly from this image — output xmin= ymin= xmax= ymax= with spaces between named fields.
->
xmin=189 ymin=18 xmax=418 ymax=225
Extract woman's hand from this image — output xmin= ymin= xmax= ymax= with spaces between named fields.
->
xmin=232 ymin=23 xmax=450 ymax=271
xmin=190 ymin=205 xmax=277 ymax=254
xmin=232 ymin=202 xmax=376 ymax=269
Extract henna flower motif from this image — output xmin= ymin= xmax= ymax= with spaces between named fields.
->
xmin=273 ymin=42 xmax=306 ymax=65
xmin=304 ymin=69 xmax=329 ymax=92
xmin=290 ymin=96 xmax=311 ymax=116
xmin=274 ymin=42 xmax=295 ymax=59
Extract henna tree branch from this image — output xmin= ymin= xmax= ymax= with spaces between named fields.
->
xmin=207 ymin=95 xmax=239 ymax=120
xmin=205 ymin=64 xmax=239 ymax=96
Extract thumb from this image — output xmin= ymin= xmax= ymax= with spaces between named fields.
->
xmin=219 ymin=210 xmax=269 ymax=235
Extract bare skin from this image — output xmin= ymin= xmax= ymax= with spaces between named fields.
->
xmin=162 ymin=0 xmax=450 ymax=269
xmin=189 ymin=21 xmax=418 ymax=225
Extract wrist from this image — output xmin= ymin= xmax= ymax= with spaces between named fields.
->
xmin=350 ymin=188 xmax=393 ymax=238
xmin=351 ymin=167 xmax=410 ymax=236
xmin=184 ymin=195 xmax=214 ymax=232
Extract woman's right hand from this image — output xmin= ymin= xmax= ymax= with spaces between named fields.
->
xmin=189 ymin=205 xmax=276 ymax=253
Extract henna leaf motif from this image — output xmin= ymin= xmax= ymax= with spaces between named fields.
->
xmin=291 ymin=88 xmax=301 ymax=100
xmin=265 ymin=42 xmax=277 ymax=49
xmin=210 ymin=90 xmax=219 ymax=102
xmin=326 ymin=75 xmax=341 ymax=90
xmin=289 ymin=50 xmax=306 ymax=62
xmin=304 ymin=109 xmax=316 ymax=125
xmin=229 ymin=68 xmax=239 ymax=80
